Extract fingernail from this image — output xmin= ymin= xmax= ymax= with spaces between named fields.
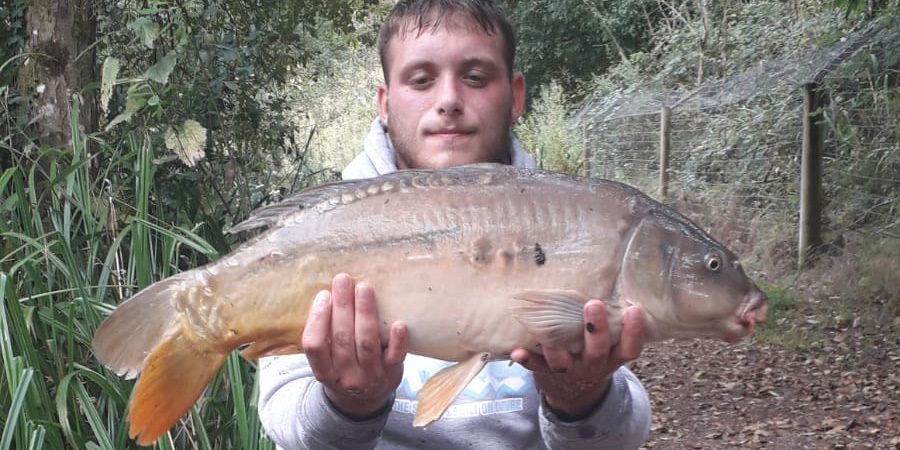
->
xmin=628 ymin=308 xmax=643 ymax=324
xmin=357 ymin=282 xmax=372 ymax=299
xmin=334 ymin=273 xmax=350 ymax=290
xmin=313 ymin=290 xmax=330 ymax=309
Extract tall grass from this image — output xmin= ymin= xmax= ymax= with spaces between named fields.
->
xmin=1 ymin=124 xmax=274 ymax=448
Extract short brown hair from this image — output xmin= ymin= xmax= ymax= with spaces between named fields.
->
xmin=377 ymin=0 xmax=516 ymax=83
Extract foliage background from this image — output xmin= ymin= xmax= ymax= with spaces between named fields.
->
xmin=1 ymin=0 xmax=897 ymax=448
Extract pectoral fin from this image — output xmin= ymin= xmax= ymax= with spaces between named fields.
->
xmin=510 ymin=290 xmax=588 ymax=346
xmin=413 ymin=352 xmax=490 ymax=428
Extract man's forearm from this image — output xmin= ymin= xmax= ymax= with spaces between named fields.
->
xmin=258 ymin=355 xmax=392 ymax=450
xmin=536 ymin=373 xmax=612 ymax=421
xmin=538 ymin=367 xmax=652 ymax=450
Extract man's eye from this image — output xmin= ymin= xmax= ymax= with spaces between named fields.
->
xmin=464 ymin=74 xmax=487 ymax=86
xmin=410 ymin=76 xmax=432 ymax=87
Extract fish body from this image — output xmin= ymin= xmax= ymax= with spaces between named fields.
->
xmin=92 ymin=163 xmax=767 ymax=445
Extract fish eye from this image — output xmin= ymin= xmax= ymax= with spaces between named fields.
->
xmin=705 ymin=253 xmax=722 ymax=272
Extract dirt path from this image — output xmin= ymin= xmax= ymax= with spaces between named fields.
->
xmin=634 ymin=337 xmax=899 ymax=449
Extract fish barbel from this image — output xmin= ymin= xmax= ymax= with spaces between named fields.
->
xmin=92 ymin=163 xmax=768 ymax=445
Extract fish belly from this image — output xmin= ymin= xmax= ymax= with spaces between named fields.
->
xmin=322 ymin=237 xmax=614 ymax=362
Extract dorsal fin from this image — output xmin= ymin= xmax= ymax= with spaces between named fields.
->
xmin=227 ymin=163 xmax=518 ymax=233
xmin=227 ymin=179 xmax=363 ymax=233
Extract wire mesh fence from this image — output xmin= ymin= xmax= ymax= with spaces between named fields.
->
xmin=576 ymin=20 xmax=899 ymax=268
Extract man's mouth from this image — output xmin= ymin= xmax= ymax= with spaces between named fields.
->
xmin=427 ymin=126 xmax=474 ymax=137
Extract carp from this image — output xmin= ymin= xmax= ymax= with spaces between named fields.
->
xmin=92 ymin=163 xmax=767 ymax=445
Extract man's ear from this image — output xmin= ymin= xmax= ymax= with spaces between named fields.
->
xmin=511 ymin=72 xmax=526 ymax=122
xmin=377 ymin=84 xmax=390 ymax=125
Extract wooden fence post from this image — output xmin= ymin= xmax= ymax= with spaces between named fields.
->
xmin=799 ymin=82 xmax=824 ymax=268
xmin=659 ymin=105 xmax=671 ymax=200
xmin=583 ymin=121 xmax=592 ymax=177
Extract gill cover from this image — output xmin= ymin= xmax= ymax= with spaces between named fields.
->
xmin=619 ymin=210 xmax=751 ymax=338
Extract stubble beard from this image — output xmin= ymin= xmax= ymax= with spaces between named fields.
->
xmin=389 ymin=121 xmax=513 ymax=170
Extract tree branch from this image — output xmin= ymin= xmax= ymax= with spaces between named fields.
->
xmin=579 ymin=0 xmax=633 ymax=68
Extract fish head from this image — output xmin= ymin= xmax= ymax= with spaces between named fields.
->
xmin=618 ymin=207 xmax=768 ymax=342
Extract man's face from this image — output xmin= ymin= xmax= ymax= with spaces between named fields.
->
xmin=378 ymin=17 xmax=526 ymax=170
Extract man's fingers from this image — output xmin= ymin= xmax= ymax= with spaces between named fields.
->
xmin=302 ymin=290 xmax=334 ymax=375
xmin=383 ymin=321 xmax=409 ymax=366
xmin=329 ymin=274 xmax=357 ymax=369
xmin=611 ymin=306 xmax=645 ymax=365
xmin=510 ymin=348 xmax=551 ymax=373
xmin=354 ymin=282 xmax=383 ymax=369
xmin=539 ymin=344 xmax=573 ymax=373
xmin=582 ymin=300 xmax=612 ymax=361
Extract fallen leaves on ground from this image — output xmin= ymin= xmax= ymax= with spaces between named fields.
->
xmin=634 ymin=321 xmax=899 ymax=449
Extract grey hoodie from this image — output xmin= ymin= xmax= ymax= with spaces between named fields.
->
xmin=257 ymin=118 xmax=652 ymax=449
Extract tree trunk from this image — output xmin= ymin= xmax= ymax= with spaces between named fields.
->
xmin=719 ymin=0 xmax=730 ymax=79
xmin=694 ymin=0 xmax=711 ymax=85
xmin=17 ymin=0 xmax=97 ymax=150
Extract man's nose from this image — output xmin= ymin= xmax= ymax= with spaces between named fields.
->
xmin=436 ymin=78 xmax=463 ymax=116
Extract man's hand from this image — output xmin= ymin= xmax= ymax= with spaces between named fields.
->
xmin=302 ymin=273 xmax=409 ymax=420
xmin=510 ymin=300 xmax=645 ymax=421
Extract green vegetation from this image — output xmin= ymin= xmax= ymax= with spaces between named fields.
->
xmin=752 ymin=282 xmax=810 ymax=349
xmin=510 ymin=0 xmax=651 ymax=103
xmin=575 ymin=1 xmax=898 ymax=355
xmin=0 ymin=131 xmax=273 ymax=448
xmin=1 ymin=0 xmax=897 ymax=448
xmin=759 ymin=282 xmax=798 ymax=321
xmin=515 ymin=81 xmax=587 ymax=174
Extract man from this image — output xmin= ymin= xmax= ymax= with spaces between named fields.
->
xmin=258 ymin=1 xmax=651 ymax=448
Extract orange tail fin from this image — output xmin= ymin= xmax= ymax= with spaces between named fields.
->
xmin=93 ymin=271 xmax=227 ymax=444
xmin=128 ymin=331 xmax=226 ymax=445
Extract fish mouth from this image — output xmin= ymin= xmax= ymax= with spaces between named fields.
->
xmin=742 ymin=289 xmax=769 ymax=324
xmin=726 ymin=290 xmax=768 ymax=342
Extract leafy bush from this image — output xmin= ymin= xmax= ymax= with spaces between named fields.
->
xmin=1 ymin=129 xmax=274 ymax=449
xmin=515 ymin=81 xmax=586 ymax=174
